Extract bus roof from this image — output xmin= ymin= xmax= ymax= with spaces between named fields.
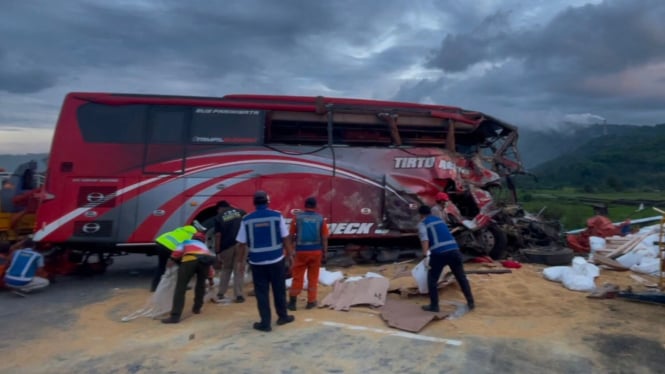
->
xmin=65 ymin=92 xmax=516 ymax=131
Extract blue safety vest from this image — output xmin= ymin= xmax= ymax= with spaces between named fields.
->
xmin=422 ymin=215 xmax=459 ymax=254
xmin=243 ymin=206 xmax=284 ymax=264
xmin=5 ymin=249 xmax=43 ymax=286
xmin=295 ymin=211 xmax=324 ymax=251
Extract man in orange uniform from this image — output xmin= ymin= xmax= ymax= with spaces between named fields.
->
xmin=288 ymin=197 xmax=329 ymax=310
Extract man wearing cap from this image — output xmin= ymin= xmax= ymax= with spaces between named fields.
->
xmin=431 ymin=192 xmax=451 ymax=224
xmin=417 ymin=205 xmax=474 ymax=313
xmin=214 ymin=200 xmax=247 ymax=303
xmin=162 ymin=232 xmax=216 ymax=324
xmin=236 ymin=191 xmax=294 ymax=332
xmin=288 ymin=197 xmax=329 ymax=310
xmin=152 ymin=225 xmax=198 ymax=292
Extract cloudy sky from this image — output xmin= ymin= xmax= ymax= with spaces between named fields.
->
xmin=1 ymin=0 xmax=664 ymax=153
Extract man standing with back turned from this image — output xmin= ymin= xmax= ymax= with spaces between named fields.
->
xmin=417 ymin=205 xmax=475 ymax=312
xmin=236 ymin=191 xmax=294 ymax=332
xmin=214 ymin=200 xmax=247 ymax=303
xmin=288 ymin=197 xmax=329 ymax=310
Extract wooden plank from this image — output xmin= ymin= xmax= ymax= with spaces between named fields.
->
xmin=630 ymin=274 xmax=659 ymax=288
xmin=466 ymin=269 xmax=512 ymax=275
xmin=593 ymin=254 xmax=629 ymax=271
xmin=608 ymin=233 xmax=648 ymax=258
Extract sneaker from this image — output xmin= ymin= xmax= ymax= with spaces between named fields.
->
xmin=161 ymin=316 xmax=180 ymax=324
xmin=421 ymin=305 xmax=440 ymax=313
xmin=192 ymin=307 xmax=201 ymax=314
xmin=305 ymin=301 xmax=317 ymax=309
xmin=235 ymin=296 xmax=245 ymax=303
xmin=217 ymin=293 xmax=225 ymax=300
xmin=276 ymin=315 xmax=295 ymax=326
xmin=467 ymin=302 xmax=475 ymax=311
xmin=253 ymin=322 xmax=272 ymax=332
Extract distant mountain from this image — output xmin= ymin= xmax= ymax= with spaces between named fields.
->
xmin=521 ymin=124 xmax=665 ymax=190
xmin=0 ymin=154 xmax=49 ymax=173
xmin=517 ymin=124 xmax=647 ymax=169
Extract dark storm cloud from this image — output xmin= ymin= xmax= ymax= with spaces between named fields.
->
xmin=1 ymin=0 xmax=664 ymax=153
xmin=0 ymin=0 xmax=417 ymax=91
xmin=428 ymin=0 xmax=665 ymax=76
xmin=395 ymin=0 xmax=665 ymax=126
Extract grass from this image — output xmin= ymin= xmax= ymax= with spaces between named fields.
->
xmin=511 ymin=189 xmax=664 ymax=231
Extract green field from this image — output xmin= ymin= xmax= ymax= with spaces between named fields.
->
xmin=510 ymin=189 xmax=664 ymax=231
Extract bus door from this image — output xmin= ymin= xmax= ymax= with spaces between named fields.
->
xmin=330 ymin=147 xmax=385 ymax=237
xmin=133 ymin=107 xmax=188 ymax=242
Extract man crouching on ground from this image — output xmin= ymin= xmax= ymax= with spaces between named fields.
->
xmin=417 ymin=205 xmax=475 ymax=312
xmin=162 ymin=232 xmax=215 ymax=324
xmin=236 ymin=191 xmax=294 ymax=332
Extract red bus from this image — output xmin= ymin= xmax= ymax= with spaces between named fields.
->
xmin=34 ymin=93 xmax=523 ymax=269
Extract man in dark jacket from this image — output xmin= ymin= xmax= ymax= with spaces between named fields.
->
xmin=214 ymin=200 xmax=247 ymax=303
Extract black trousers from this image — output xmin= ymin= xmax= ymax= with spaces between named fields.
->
xmin=428 ymin=250 xmax=474 ymax=307
xmin=151 ymin=243 xmax=172 ymax=292
xmin=171 ymin=259 xmax=208 ymax=318
xmin=251 ymin=258 xmax=288 ymax=327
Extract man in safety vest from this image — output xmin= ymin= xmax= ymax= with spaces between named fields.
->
xmin=236 ymin=190 xmax=294 ymax=332
xmin=152 ymin=225 xmax=198 ymax=292
xmin=162 ymin=232 xmax=215 ymax=324
xmin=3 ymin=238 xmax=49 ymax=295
xmin=288 ymin=197 xmax=329 ymax=311
xmin=417 ymin=205 xmax=475 ymax=313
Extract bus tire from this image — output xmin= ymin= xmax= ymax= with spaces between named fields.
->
xmin=485 ymin=224 xmax=508 ymax=260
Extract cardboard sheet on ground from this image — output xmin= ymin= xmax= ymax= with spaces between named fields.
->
xmin=380 ymin=298 xmax=452 ymax=333
xmin=321 ymin=277 xmax=389 ymax=311
xmin=389 ymin=272 xmax=455 ymax=297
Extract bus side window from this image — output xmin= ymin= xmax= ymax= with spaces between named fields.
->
xmin=190 ymin=108 xmax=264 ymax=145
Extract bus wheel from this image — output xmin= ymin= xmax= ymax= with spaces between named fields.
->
xmin=483 ymin=224 xmax=508 ymax=260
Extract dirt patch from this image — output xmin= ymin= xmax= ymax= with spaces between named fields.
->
xmin=1 ymin=262 xmax=664 ymax=373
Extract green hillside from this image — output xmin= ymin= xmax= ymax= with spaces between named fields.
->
xmin=519 ymin=124 xmax=665 ymax=191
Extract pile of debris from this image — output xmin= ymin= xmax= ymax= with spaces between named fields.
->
xmin=542 ymin=220 xmax=664 ymax=304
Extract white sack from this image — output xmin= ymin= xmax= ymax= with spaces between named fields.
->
xmin=543 ymin=266 xmax=571 ymax=282
xmin=121 ymin=267 xmax=177 ymax=322
xmin=319 ymin=268 xmax=344 ymax=286
xmin=411 ymin=259 xmax=429 ymax=294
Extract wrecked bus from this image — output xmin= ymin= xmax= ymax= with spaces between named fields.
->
xmin=34 ymin=92 xmax=528 ymax=272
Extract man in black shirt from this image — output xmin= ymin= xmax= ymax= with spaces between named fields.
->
xmin=214 ymin=200 xmax=247 ymax=303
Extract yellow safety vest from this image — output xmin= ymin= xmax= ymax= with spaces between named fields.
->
xmin=155 ymin=225 xmax=196 ymax=251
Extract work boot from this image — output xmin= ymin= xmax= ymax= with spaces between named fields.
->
xmin=287 ymin=296 xmax=297 ymax=311
xmin=305 ymin=301 xmax=317 ymax=310
xmin=276 ymin=315 xmax=295 ymax=326
xmin=253 ymin=322 xmax=272 ymax=332
xmin=161 ymin=316 xmax=180 ymax=324
xmin=421 ymin=305 xmax=440 ymax=313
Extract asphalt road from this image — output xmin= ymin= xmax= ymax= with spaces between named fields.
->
xmin=0 ymin=254 xmax=156 ymax=350
xmin=1 ymin=255 xmax=664 ymax=374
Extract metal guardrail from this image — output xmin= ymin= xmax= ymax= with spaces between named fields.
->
xmin=565 ymin=215 xmax=664 ymax=234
